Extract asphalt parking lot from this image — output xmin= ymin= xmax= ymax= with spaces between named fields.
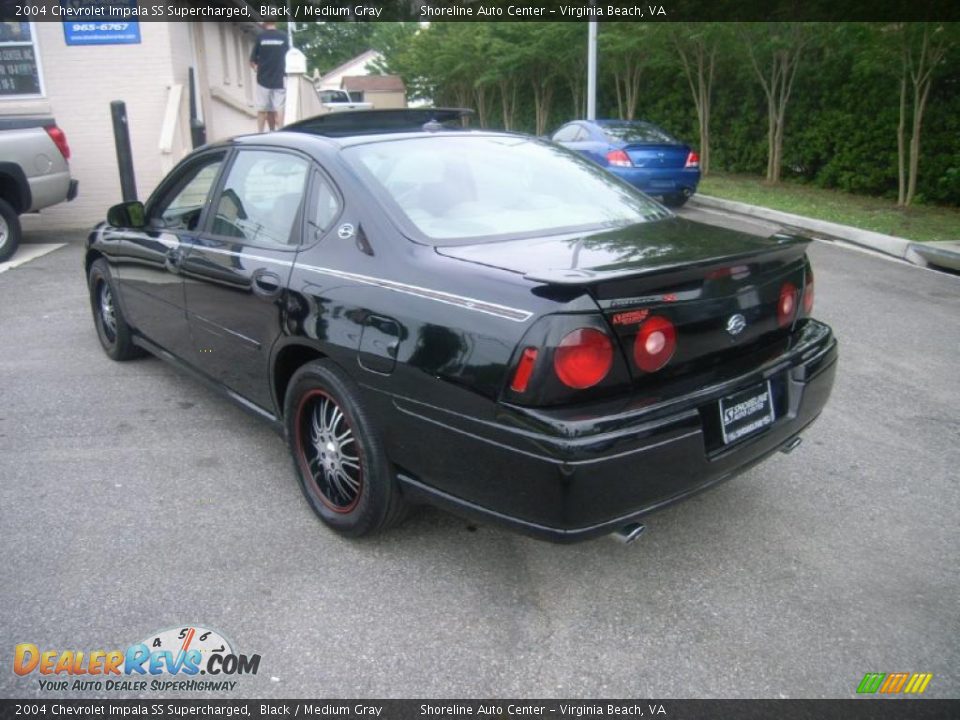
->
xmin=1 ymin=211 xmax=958 ymax=699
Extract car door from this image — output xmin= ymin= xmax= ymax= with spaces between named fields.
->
xmin=179 ymin=147 xmax=311 ymax=412
xmin=111 ymin=150 xmax=227 ymax=360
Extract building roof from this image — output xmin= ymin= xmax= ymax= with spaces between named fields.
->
xmin=342 ymin=75 xmax=406 ymax=94
xmin=318 ymin=49 xmax=381 ymax=85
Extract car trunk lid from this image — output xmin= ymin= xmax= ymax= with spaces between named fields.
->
xmin=436 ymin=218 xmax=810 ymax=385
xmin=622 ymin=143 xmax=690 ymax=169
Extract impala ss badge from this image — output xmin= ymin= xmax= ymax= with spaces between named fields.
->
xmin=726 ymin=313 xmax=747 ymax=336
xmin=337 ymin=223 xmax=355 ymax=240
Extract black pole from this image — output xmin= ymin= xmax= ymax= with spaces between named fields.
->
xmin=188 ymin=67 xmax=206 ymax=149
xmin=110 ymin=100 xmax=137 ymax=203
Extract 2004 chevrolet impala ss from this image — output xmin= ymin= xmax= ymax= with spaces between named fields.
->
xmin=84 ymin=109 xmax=837 ymax=543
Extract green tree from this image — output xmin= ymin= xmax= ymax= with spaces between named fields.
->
xmin=740 ymin=23 xmax=814 ymax=183
xmin=891 ymin=23 xmax=957 ymax=205
xmin=669 ymin=23 xmax=727 ymax=175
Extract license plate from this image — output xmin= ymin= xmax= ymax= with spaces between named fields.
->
xmin=719 ymin=381 xmax=775 ymax=444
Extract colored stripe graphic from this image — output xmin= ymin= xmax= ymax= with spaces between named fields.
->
xmin=880 ymin=672 xmax=909 ymax=693
xmin=857 ymin=673 xmax=885 ymax=693
xmin=904 ymin=673 xmax=933 ymax=694
xmin=857 ymin=672 xmax=932 ymax=694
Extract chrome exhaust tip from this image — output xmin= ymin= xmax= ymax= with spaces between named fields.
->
xmin=611 ymin=522 xmax=646 ymax=545
xmin=780 ymin=436 xmax=803 ymax=454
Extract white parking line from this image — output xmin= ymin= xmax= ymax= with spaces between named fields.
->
xmin=0 ymin=243 xmax=67 ymax=275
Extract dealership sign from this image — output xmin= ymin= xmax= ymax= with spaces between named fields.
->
xmin=61 ymin=0 xmax=141 ymax=45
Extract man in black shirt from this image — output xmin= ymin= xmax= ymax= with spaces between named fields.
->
xmin=249 ymin=22 xmax=289 ymax=132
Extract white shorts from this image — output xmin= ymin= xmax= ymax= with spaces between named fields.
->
xmin=256 ymin=85 xmax=286 ymax=112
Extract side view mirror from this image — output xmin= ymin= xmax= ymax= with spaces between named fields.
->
xmin=107 ymin=201 xmax=146 ymax=229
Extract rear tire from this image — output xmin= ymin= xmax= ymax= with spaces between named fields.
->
xmin=87 ymin=258 xmax=144 ymax=361
xmin=662 ymin=192 xmax=691 ymax=208
xmin=285 ymin=360 xmax=407 ymax=537
xmin=0 ymin=198 xmax=21 ymax=263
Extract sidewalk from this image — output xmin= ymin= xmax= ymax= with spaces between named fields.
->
xmin=689 ymin=194 xmax=960 ymax=271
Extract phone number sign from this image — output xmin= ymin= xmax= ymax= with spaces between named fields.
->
xmin=62 ymin=1 xmax=141 ymax=45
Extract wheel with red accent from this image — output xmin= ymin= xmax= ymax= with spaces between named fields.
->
xmin=284 ymin=360 xmax=407 ymax=537
xmin=87 ymin=258 xmax=144 ymax=361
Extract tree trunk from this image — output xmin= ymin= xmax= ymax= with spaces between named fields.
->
xmin=896 ymin=71 xmax=907 ymax=206
xmin=498 ymin=80 xmax=516 ymax=130
xmin=906 ymin=78 xmax=932 ymax=206
xmin=613 ymin=69 xmax=624 ymax=119
xmin=474 ymin=85 xmax=489 ymax=128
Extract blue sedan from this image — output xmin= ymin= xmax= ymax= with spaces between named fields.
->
xmin=551 ymin=120 xmax=700 ymax=207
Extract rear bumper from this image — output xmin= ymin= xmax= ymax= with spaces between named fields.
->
xmin=27 ymin=170 xmax=72 ymax=211
xmin=613 ymin=166 xmax=701 ymax=195
xmin=391 ymin=320 xmax=838 ymax=542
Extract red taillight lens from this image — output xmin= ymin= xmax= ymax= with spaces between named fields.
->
xmin=803 ymin=270 xmax=815 ymax=315
xmin=606 ymin=149 xmax=632 ymax=168
xmin=633 ymin=316 xmax=677 ymax=373
xmin=510 ymin=348 xmax=539 ymax=393
xmin=554 ymin=328 xmax=613 ymax=389
xmin=44 ymin=125 xmax=71 ymax=161
xmin=685 ymin=151 xmax=700 ymax=168
xmin=778 ymin=282 xmax=798 ymax=327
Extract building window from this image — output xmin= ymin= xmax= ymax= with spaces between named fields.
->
xmin=0 ymin=22 xmax=43 ymax=98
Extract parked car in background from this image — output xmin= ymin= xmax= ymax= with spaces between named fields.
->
xmin=316 ymin=88 xmax=373 ymax=114
xmin=84 ymin=109 xmax=835 ymax=543
xmin=552 ymin=119 xmax=700 ymax=207
xmin=0 ymin=116 xmax=77 ymax=262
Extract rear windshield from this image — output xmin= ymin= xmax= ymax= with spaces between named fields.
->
xmin=601 ymin=123 xmax=679 ymax=144
xmin=342 ymin=135 xmax=670 ymax=243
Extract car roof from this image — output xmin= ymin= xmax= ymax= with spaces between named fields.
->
xmin=220 ymin=122 xmax=537 ymax=153
xmin=285 ymin=108 xmax=473 ymax=138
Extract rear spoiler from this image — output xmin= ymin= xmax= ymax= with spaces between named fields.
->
xmin=285 ymin=108 xmax=474 ymax=137
xmin=523 ymin=233 xmax=812 ymax=285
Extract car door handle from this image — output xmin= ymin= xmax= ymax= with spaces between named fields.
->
xmin=251 ymin=270 xmax=282 ymax=299
xmin=164 ymin=248 xmax=184 ymax=273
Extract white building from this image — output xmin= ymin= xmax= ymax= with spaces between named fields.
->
xmin=1 ymin=20 xmax=317 ymax=229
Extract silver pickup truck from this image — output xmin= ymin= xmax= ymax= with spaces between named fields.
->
xmin=0 ymin=116 xmax=78 ymax=262
xmin=316 ymin=88 xmax=374 ymax=114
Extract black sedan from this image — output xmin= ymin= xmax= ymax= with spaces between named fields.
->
xmin=85 ymin=109 xmax=837 ymax=543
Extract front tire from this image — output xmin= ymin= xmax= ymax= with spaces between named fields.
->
xmin=0 ymin=198 xmax=21 ymax=263
xmin=285 ymin=360 xmax=407 ymax=537
xmin=87 ymin=258 xmax=144 ymax=361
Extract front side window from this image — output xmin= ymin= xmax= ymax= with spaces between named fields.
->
xmin=152 ymin=155 xmax=225 ymax=231
xmin=344 ymin=136 xmax=670 ymax=243
xmin=0 ymin=22 xmax=42 ymax=98
xmin=210 ymin=150 xmax=309 ymax=246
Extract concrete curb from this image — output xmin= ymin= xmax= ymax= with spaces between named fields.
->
xmin=689 ymin=194 xmax=931 ymax=266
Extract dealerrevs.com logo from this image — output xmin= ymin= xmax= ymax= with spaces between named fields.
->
xmin=13 ymin=625 xmax=261 ymax=693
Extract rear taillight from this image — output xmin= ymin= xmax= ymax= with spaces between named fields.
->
xmin=778 ymin=282 xmax=798 ymax=327
xmin=685 ymin=151 xmax=699 ymax=168
xmin=44 ymin=125 xmax=71 ymax=161
xmin=633 ymin=316 xmax=677 ymax=373
xmin=606 ymin=149 xmax=632 ymax=168
xmin=554 ymin=328 xmax=613 ymax=389
xmin=509 ymin=348 xmax=539 ymax=393
xmin=803 ymin=270 xmax=815 ymax=315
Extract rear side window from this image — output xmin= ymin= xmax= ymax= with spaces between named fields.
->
xmin=210 ymin=150 xmax=310 ymax=246
xmin=552 ymin=124 xmax=580 ymax=142
xmin=602 ymin=123 xmax=678 ymax=144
